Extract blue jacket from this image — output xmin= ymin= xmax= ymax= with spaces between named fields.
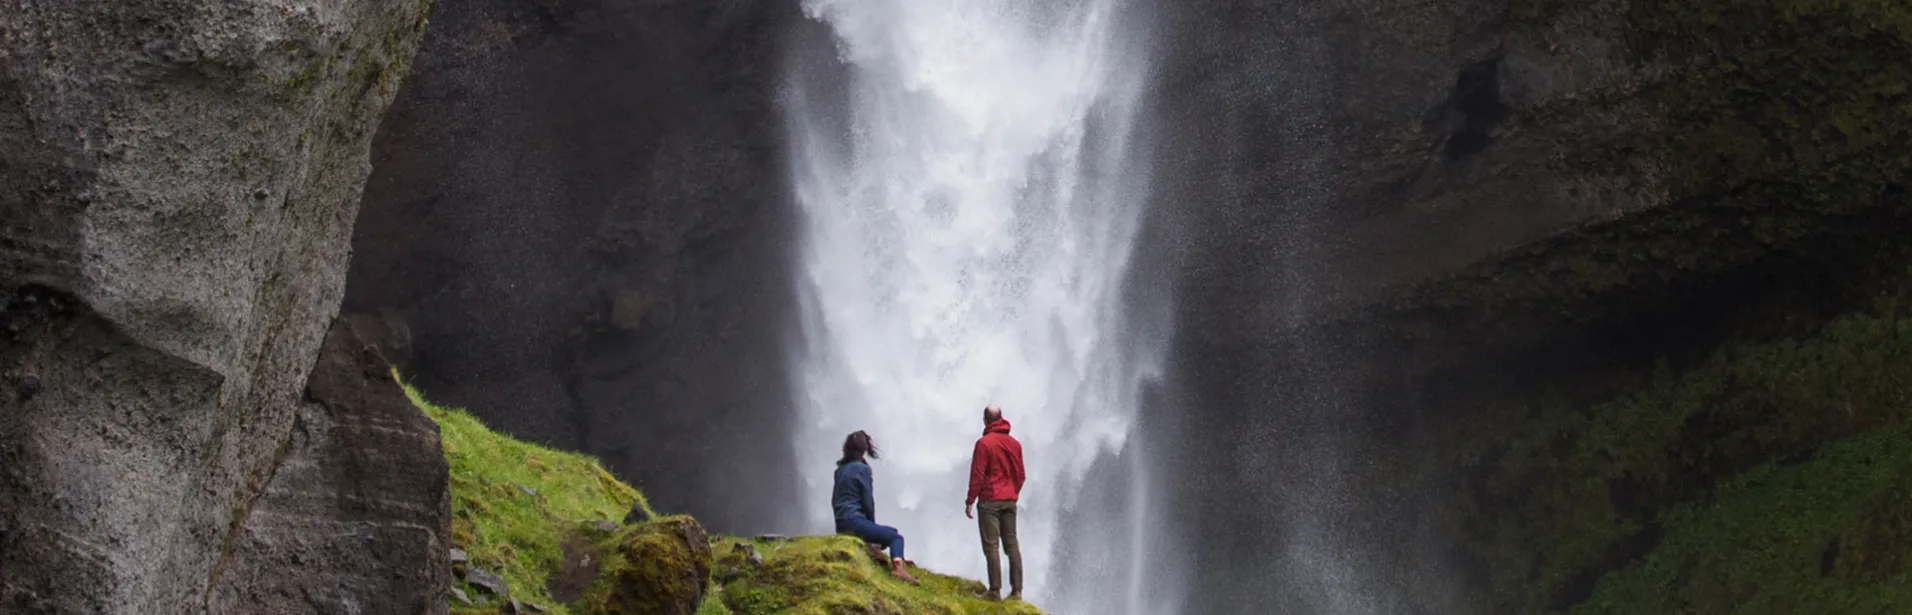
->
xmin=832 ymin=459 xmax=877 ymax=528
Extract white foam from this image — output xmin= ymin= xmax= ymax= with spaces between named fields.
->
xmin=783 ymin=0 xmax=1159 ymax=608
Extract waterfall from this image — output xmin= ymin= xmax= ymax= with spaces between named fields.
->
xmin=782 ymin=0 xmax=1161 ymax=609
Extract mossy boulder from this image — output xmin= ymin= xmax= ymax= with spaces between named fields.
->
xmin=580 ymin=517 xmax=715 ymax=615
xmin=713 ymin=536 xmax=1044 ymax=615
xmin=406 ymin=378 xmax=1036 ymax=615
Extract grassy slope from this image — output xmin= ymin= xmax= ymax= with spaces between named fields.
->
xmin=400 ymin=376 xmax=1042 ymax=615
xmin=714 ymin=536 xmax=1044 ymax=615
xmin=403 ymin=379 xmax=649 ymax=614
xmin=1440 ymin=303 xmax=1912 ymax=612
xmin=1574 ymin=424 xmax=1912 ymax=615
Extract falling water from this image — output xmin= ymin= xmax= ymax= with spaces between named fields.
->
xmin=782 ymin=0 xmax=1160 ymax=609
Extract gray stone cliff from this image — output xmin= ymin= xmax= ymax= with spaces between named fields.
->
xmin=0 ymin=1 xmax=437 ymax=613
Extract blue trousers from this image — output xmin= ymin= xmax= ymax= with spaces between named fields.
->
xmin=837 ymin=516 xmax=905 ymax=561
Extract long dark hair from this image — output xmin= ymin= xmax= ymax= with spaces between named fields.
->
xmin=838 ymin=430 xmax=880 ymax=466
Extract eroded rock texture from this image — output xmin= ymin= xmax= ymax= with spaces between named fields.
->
xmin=206 ymin=318 xmax=452 ymax=615
xmin=0 ymin=1 xmax=432 ymax=613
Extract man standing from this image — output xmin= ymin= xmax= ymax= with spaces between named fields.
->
xmin=964 ymin=405 xmax=1026 ymax=601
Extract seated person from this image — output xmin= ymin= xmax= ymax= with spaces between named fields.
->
xmin=832 ymin=430 xmax=918 ymax=585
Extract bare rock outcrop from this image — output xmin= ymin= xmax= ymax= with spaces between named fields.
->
xmin=0 ymin=1 xmax=432 ymax=613
xmin=206 ymin=318 xmax=452 ymax=614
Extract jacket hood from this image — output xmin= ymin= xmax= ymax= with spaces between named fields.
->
xmin=984 ymin=418 xmax=1012 ymax=435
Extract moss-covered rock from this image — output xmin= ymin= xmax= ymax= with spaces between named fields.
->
xmin=580 ymin=517 xmax=715 ymax=615
xmin=407 ymin=378 xmax=649 ymax=614
xmin=714 ymin=536 xmax=1044 ymax=615
xmin=405 ymin=377 xmax=1043 ymax=615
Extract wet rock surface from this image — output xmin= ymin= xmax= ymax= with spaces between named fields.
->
xmin=345 ymin=0 xmax=803 ymax=533
xmin=0 ymin=0 xmax=431 ymax=612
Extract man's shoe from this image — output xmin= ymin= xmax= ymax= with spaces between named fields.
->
xmin=1007 ymin=589 xmax=1022 ymax=601
xmin=976 ymin=590 xmax=1001 ymax=601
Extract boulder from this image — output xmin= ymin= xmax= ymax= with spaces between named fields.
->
xmin=581 ymin=517 xmax=714 ymax=615
xmin=0 ymin=1 xmax=432 ymax=613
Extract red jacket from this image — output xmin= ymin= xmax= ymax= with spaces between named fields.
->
xmin=967 ymin=418 xmax=1025 ymax=504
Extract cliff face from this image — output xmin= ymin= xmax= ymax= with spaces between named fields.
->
xmin=1137 ymin=0 xmax=1912 ymax=612
xmin=0 ymin=1 xmax=438 ymax=613
xmin=344 ymin=0 xmax=801 ymax=531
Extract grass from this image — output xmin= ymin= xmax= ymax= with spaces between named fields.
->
xmin=713 ymin=536 xmax=1045 ymax=615
xmin=402 ymin=375 xmax=649 ymax=614
xmin=400 ymin=372 xmax=1043 ymax=614
xmin=1573 ymin=424 xmax=1912 ymax=615
xmin=1441 ymin=302 xmax=1912 ymax=612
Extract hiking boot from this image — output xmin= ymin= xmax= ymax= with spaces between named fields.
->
xmin=976 ymin=589 xmax=1001 ymax=601
xmin=1007 ymin=589 xmax=1022 ymax=601
xmin=890 ymin=559 xmax=920 ymax=585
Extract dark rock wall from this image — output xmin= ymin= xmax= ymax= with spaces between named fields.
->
xmin=1137 ymin=0 xmax=1912 ymax=612
xmin=0 ymin=1 xmax=432 ymax=613
xmin=345 ymin=0 xmax=802 ymax=532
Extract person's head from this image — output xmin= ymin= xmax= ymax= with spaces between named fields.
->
xmin=983 ymin=405 xmax=1003 ymax=424
xmin=839 ymin=430 xmax=880 ymax=466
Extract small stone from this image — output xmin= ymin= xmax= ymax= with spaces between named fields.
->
xmin=516 ymin=484 xmax=537 ymax=497
xmin=252 ymin=189 xmax=269 ymax=201
xmin=755 ymin=533 xmax=790 ymax=542
xmin=448 ymin=548 xmax=469 ymax=565
xmin=591 ymin=520 xmax=618 ymax=533
xmin=732 ymin=542 xmax=763 ymax=566
xmin=621 ymin=502 xmax=651 ymax=525
xmin=526 ymin=603 xmax=548 ymax=613
xmin=463 ymin=567 xmax=507 ymax=596
xmin=16 ymin=373 xmax=41 ymax=400
xmin=449 ymin=587 xmax=472 ymax=606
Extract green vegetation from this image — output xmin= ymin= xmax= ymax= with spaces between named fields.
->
xmin=402 ymin=376 xmax=1043 ymax=614
xmin=1398 ymin=0 xmax=1912 ymax=322
xmin=404 ymin=379 xmax=647 ymax=614
xmin=713 ymin=536 xmax=1043 ymax=615
xmin=1440 ymin=303 xmax=1912 ymax=612
xmin=1574 ymin=424 xmax=1912 ymax=615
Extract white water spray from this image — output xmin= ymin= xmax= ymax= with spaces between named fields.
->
xmin=783 ymin=0 xmax=1158 ymax=608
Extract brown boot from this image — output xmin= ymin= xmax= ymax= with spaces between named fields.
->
xmin=890 ymin=558 xmax=920 ymax=585
xmin=1007 ymin=588 xmax=1022 ymax=601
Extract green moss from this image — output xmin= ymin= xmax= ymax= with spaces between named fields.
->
xmin=404 ymin=376 xmax=1028 ymax=614
xmin=285 ymin=61 xmax=324 ymax=90
xmin=713 ymin=536 xmax=1045 ymax=615
xmin=1573 ymin=424 xmax=1912 ymax=614
xmin=1441 ymin=303 xmax=1912 ymax=612
xmin=1392 ymin=0 xmax=1912 ymax=323
xmin=404 ymin=376 xmax=649 ymax=614
xmin=578 ymin=516 xmax=714 ymax=615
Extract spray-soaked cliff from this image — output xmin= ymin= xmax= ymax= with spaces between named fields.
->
xmin=344 ymin=0 xmax=803 ymax=532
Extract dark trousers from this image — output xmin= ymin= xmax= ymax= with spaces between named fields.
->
xmin=838 ymin=516 xmax=905 ymax=561
xmin=977 ymin=500 xmax=1022 ymax=593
